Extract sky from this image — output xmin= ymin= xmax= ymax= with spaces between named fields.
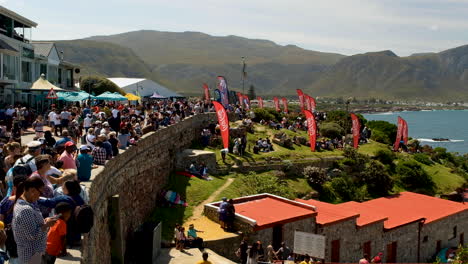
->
xmin=5 ymin=0 xmax=468 ymax=56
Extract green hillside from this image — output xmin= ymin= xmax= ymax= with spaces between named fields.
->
xmin=53 ymin=30 xmax=468 ymax=100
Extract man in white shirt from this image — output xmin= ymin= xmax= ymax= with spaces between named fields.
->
xmin=53 ymin=110 xmax=62 ymax=136
xmin=112 ymin=108 xmax=119 ymax=118
xmin=60 ymin=108 xmax=71 ymax=129
xmin=83 ymin=114 xmax=93 ymax=132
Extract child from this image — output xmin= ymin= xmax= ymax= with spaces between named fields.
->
xmin=44 ymin=202 xmax=73 ymax=264
xmin=32 ymin=115 xmax=44 ymax=138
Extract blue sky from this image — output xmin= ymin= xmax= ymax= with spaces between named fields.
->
xmin=5 ymin=0 xmax=468 ymax=56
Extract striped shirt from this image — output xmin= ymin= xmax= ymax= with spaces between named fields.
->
xmin=12 ymin=199 xmax=47 ymax=263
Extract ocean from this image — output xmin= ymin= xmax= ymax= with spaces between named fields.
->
xmin=364 ymin=110 xmax=468 ymax=154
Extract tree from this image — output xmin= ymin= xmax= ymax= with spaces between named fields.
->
xmin=362 ymin=160 xmax=394 ymax=196
xmin=366 ymin=120 xmax=398 ymax=145
xmin=80 ymin=76 xmax=126 ymax=96
xmin=319 ymin=122 xmax=345 ymax=139
xmin=248 ymin=85 xmax=256 ymax=100
xmin=303 ymin=166 xmax=329 ymax=191
xmin=396 ymin=160 xmax=435 ymax=194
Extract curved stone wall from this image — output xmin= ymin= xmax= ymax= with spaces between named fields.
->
xmin=83 ymin=113 xmax=217 ymax=263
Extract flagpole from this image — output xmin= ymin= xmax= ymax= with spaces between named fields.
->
xmin=242 ymin=56 xmax=245 ymax=95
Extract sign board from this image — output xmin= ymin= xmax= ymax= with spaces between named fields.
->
xmin=46 ymin=88 xmax=58 ymax=99
xmin=293 ymin=231 xmax=326 ymax=259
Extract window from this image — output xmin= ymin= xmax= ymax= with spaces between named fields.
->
xmin=452 ymin=226 xmax=457 ymax=239
xmin=21 ymin=61 xmax=32 ymax=82
xmin=39 ymin=64 xmax=47 ymax=77
xmin=423 ymin=236 xmax=428 ymax=243
xmin=66 ymin=69 xmax=73 ymax=87
xmin=48 ymin=65 xmax=58 ymax=84
xmin=58 ymin=68 xmax=62 ymax=85
xmin=3 ymin=54 xmax=18 ymax=80
xmin=460 ymin=233 xmax=464 ymax=246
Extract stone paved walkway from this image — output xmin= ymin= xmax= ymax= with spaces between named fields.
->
xmin=156 ymin=248 xmax=236 ymax=264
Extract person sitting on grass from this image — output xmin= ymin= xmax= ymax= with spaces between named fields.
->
xmin=43 ymin=202 xmax=73 ymax=264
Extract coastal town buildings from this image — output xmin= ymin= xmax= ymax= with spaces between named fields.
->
xmin=0 ymin=6 xmax=78 ymax=108
xmin=205 ymin=192 xmax=467 ymax=263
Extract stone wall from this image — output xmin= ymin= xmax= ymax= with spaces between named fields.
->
xmin=420 ymin=210 xmax=468 ymax=262
xmin=83 ymin=113 xmax=217 ymax=263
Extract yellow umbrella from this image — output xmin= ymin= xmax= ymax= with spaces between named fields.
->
xmin=125 ymin=93 xmax=141 ymax=101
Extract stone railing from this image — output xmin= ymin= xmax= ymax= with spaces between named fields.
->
xmin=82 ymin=113 xmax=217 ymax=263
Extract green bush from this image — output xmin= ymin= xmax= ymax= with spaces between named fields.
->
xmin=413 ymin=153 xmax=434 ymax=165
xmin=431 ymin=147 xmax=456 ymax=164
xmin=303 ymin=166 xmax=328 ymax=190
xmin=362 ymin=160 xmax=394 ymax=196
xmin=326 ymin=110 xmax=352 ymax=133
xmin=320 ymin=122 xmax=345 ymax=139
xmin=367 ymin=120 xmax=397 ymax=145
xmin=239 ymin=172 xmax=293 ymax=199
xmin=319 ymin=182 xmax=338 ymax=203
xmin=374 ymin=149 xmax=396 ymax=165
xmin=80 ymin=76 xmax=126 ymax=96
xmin=396 ymin=160 xmax=435 ymax=193
xmin=252 ymin=108 xmax=276 ymax=122
xmin=341 ymin=148 xmax=370 ymax=173
xmin=330 ymin=177 xmax=368 ymax=202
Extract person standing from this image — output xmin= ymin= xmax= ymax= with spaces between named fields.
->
xmin=32 ymin=115 xmax=45 ymax=138
xmin=12 ymin=177 xmax=57 ymax=264
xmin=218 ymin=197 xmax=229 ymax=230
xmin=246 ymin=242 xmax=259 ymax=264
xmin=196 ymin=252 xmax=212 ymax=264
xmin=58 ymin=142 xmax=77 ymax=170
xmin=53 ymin=110 xmax=62 ymax=137
xmin=43 ymin=202 xmax=72 ymax=264
xmin=60 ymin=108 xmax=71 ymax=130
xmin=238 ymin=237 xmax=249 ymax=264
xmin=276 ymin=242 xmax=291 ymax=261
xmin=77 ymin=146 xmax=93 ymax=182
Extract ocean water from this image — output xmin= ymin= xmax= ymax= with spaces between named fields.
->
xmin=364 ymin=110 xmax=468 ymax=154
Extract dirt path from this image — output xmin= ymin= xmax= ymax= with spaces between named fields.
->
xmin=188 ymin=178 xmax=235 ymax=221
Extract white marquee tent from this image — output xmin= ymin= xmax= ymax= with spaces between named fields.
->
xmin=107 ymin=78 xmax=183 ymax=98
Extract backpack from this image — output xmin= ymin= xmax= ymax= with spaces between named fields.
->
xmin=74 ymin=204 xmax=94 ymax=233
xmin=15 ymin=156 xmax=35 ymax=177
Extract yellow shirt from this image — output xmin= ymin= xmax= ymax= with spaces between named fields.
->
xmin=196 ymin=261 xmax=213 ymax=264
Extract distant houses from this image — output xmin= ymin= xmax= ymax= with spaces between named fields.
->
xmin=205 ymin=192 xmax=467 ymax=263
xmin=0 ymin=6 xmax=79 ymax=107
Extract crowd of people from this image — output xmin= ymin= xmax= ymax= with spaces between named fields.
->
xmin=0 ymin=98 xmax=210 ymax=263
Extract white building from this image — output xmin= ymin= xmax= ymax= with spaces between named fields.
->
xmin=0 ymin=6 xmax=78 ymax=107
xmin=107 ymin=78 xmax=183 ymax=98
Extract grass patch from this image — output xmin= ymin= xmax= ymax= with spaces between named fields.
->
xmin=358 ymin=141 xmax=391 ymax=156
xmin=422 ymin=163 xmax=466 ymax=193
xmin=148 ymin=173 xmax=230 ymax=240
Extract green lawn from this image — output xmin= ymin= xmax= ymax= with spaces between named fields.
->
xmin=422 ymin=163 xmax=466 ymax=193
xmin=148 ymin=173 xmax=230 ymax=240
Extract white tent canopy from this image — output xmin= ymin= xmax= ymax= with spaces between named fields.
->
xmin=107 ymin=78 xmax=183 ymax=98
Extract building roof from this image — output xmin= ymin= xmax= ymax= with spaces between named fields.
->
xmin=107 ymin=78 xmax=184 ymax=98
xmin=296 ymin=199 xmax=360 ymax=226
xmin=234 ymin=195 xmax=316 ymax=230
xmin=107 ymin=78 xmax=146 ymax=87
xmin=334 ymin=202 xmax=388 ymax=227
xmin=0 ymin=6 xmax=37 ymax=28
xmin=300 ymin=192 xmax=468 ymax=230
xmin=359 ymin=192 xmax=468 ymax=229
xmin=31 ymin=42 xmax=55 ymax=58
xmin=0 ymin=39 xmax=18 ymax=54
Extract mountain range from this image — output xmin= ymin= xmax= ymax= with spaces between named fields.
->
xmin=55 ymin=30 xmax=468 ymax=100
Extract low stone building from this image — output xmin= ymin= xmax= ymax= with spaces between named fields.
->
xmin=205 ymin=192 xmax=467 ymax=263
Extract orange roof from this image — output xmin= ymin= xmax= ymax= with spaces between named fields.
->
xmin=298 ymin=192 xmax=467 ymax=230
xmin=234 ymin=196 xmax=316 ymax=230
xmin=296 ymin=199 xmax=359 ymax=226
xmin=360 ymin=192 xmax=468 ymax=229
xmin=334 ymin=201 xmax=388 ymax=227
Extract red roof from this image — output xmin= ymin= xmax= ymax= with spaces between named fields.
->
xmin=234 ymin=196 xmax=316 ymax=230
xmin=298 ymin=192 xmax=467 ymax=230
xmin=334 ymin=201 xmax=388 ymax=227
xmin=296 ymin=199 xmax=359 ymax=226
xmin=360 ymin=192 xmax=468 ymax=229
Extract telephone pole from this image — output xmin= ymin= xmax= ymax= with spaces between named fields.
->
xmin=241 ymin=56 xmax=246 ymax=94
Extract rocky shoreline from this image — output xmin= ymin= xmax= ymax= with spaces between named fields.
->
xmin=351 ymin=105 xmax=468 ymax=114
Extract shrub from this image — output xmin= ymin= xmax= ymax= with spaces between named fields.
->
xmin=395 ymin=160 xmax=435 ymax=193
xmin=303 ymin=166 xmax=328 ymax=190
xmin=367 ymin=120 xmax=397 ymax=145
xmin=252 ymin=108 xmax=275 ymax=122
xmin=319 ymin=182 xmax=338 ymax=202
xmin=413 ymin=153 xmax=434 ymax=165
xmin=330 ymin=177 xmax=368 ymax=202
xmin=341 ymin=148 xmax=370 ymax=173
xmin=326 ymin=110 xmax=352 ymax=132
xmin=319 ymin=122 xmax=345 ymax=139
xmin=362 ymin=160 xmax=394 ymax=196
xmin=80 ymin=76 xmax=126 ymax=95
xmin=374 ymin=149 xmax=396 ymax=165
xmin=431 ymin=147 xmax=456 ymax=164
xmin=239 ymin=172 xmax=293 ymax=199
